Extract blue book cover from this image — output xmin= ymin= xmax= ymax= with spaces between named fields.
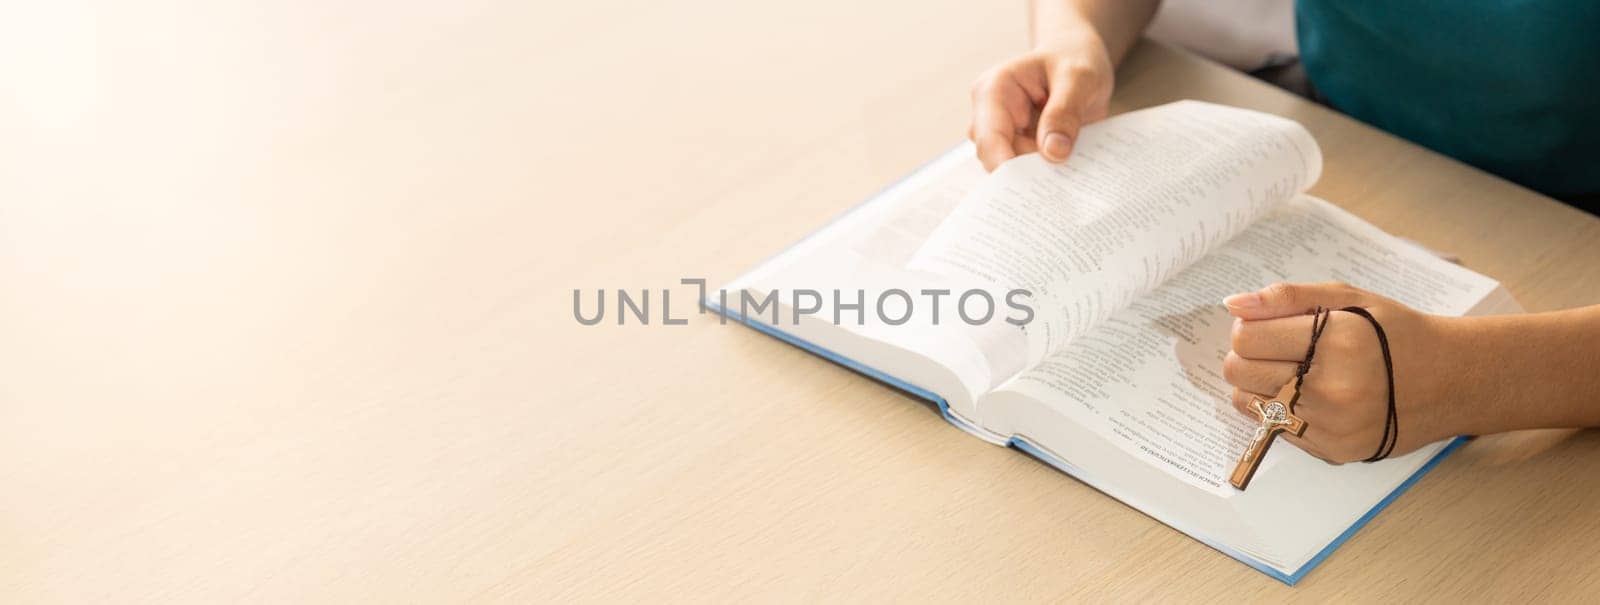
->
xmin=710 ymin=297 xmax=1466 ymax=585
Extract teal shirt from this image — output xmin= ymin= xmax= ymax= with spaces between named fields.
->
xmin=1296 ymin=1 xmax=1600 ymax=205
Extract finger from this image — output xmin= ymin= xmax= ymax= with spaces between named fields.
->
xmin=1034 ymin=71 xmax=1099 ymax=162
xmin=1230 ymin=315 xmax=1324 ymax=361
xmin=1221 ymin=352 xmax=1300 ymax=394
xmin=1222 ymin=282 xmax=1378 ymax=321
xmin=1229 ymin=388 xmax=1268 ymax=417
xmin=1012 ymin=136 xmax=1039 ymax=156
xmin=973 ymin=86 xmax=1017 ymax=171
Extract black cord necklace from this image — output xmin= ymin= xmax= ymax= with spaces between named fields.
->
xmin=1296 ymin=306 xmax=1399 ymax=462
xmin=1340 ymin=306 xmax=1400 ymax=462
xmin=1289 ymin=306 xmax=1333 ymax=411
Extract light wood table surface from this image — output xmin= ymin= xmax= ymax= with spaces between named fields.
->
xmin=5 ymin=1 xmax=1600 ymax=601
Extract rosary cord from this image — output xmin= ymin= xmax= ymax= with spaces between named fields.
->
xmin=1340 ymin=306 xmax=1399 ymax=462
xmin=1289 ymin=306 xmax=1333 ymax=409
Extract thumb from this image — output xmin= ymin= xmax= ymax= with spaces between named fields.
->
xmin=1035 ymin=79 xmax=1093 ymax=163
xmin=1222 ymin=281 xmax=1378 ymax=320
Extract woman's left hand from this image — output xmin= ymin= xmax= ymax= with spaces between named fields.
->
xmin=1221 ymin=282 xmax=1467 ymax=463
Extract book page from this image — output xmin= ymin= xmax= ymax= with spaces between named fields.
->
xmin=985 ymin=194 xmax=1507 ymax=570
xmin=909 ymin=101 xmax=1322 ymax=381
xmin=992 ymin=194 xmax=1500 ymax=496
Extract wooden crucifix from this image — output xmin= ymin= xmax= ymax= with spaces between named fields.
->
xmin=1229 ymin=381 xmax=1308 ymax=491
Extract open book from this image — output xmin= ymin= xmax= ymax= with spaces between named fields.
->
xmin=711 ymin=101 xmax=1519 ymax=584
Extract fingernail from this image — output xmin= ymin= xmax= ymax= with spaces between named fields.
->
xmin=1044 ymin=132 xmax=1071 ymax=159
xmin=1223 ymin=292 xmax=1260 ymax=308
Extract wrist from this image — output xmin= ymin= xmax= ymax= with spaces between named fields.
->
xmin=1032 ymin=15 xmax=1106 ymax=58
xmin=1427 ymin=315 xmax=1503 ymax=437
xmin=1432 ymin=311 xmax=1600 ymax=435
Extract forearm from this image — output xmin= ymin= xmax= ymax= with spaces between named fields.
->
xmin=1030 ymin=0 xmax=1160 ymax=64
xmin=1442 ymin=305 xmax=1600 ymax=434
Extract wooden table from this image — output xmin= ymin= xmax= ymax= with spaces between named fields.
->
xmin=5 ymin=1 xmax=1600 ymax=601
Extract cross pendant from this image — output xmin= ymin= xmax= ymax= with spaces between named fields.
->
xmin=1228 ymin=382 xmax=1308 ymax=490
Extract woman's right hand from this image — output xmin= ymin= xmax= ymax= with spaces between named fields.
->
xmin=968 ymin=34 xmax=1115 ymax=171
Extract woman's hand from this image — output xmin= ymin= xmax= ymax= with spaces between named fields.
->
xmin=1221 ymin=282 xmax=1469 ymax=463
xmin=968 ymin=34 xmax=1114 ymax=171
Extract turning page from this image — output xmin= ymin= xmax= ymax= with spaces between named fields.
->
xmin=723 ymin=100 xmax=1328 ymax=432
xmin=910 ymin=100 xmax=1322 ymax=385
